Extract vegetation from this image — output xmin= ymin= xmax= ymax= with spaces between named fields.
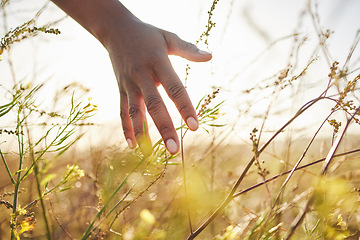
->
xmin=1 ymin=0 xmax=360 ymax=239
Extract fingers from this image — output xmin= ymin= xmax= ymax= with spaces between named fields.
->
xmin=121 ymin=76 xmax=180 ymax=155
xmin=154 ymin=59 xmax=199 ymax=132
xmin=164 ymin=31 xmax=212 ymax=62
xmin=119 ymin=91 xmax=136 ymax=149
xmin=121 ymin=85 xmax=152 ymax=156
xmin=120 ymin=74 xmax=185 ymax=155
xmin=140 ymin=81 xmax=180 ymax=155
xmin=117 ymin=28 xmax=210 ymax=156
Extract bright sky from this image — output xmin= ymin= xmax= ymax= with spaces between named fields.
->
xmin=1 ymin=0 xmax=360 ymax=147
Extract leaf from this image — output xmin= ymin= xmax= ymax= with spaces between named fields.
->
xmin=196 ymin=96 xmax=206 ymax=110
xmin=40 ymin=173 xmax=56 ymax=186
xmin=166 ymin=162 xmax=181 ymax=166
xmin=57 ymin=186 xmax=72 ymax=193
xmin=20 ymin=166 xmax=33 ymax=182
xmin=208 ymin=124 xmax=226 ymax=127
xmin=13 ymin=168 xmax=27 ymax=176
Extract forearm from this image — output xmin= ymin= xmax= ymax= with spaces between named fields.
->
xmin=51 ymin=0 xmax=137 ymax=47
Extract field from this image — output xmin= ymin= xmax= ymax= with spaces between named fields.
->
xmin=1 ymin=0 xmax=360 ymax=239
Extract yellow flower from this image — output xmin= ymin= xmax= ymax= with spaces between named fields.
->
xmin=140 ymin=209 xmax=156 ymax=225
xmin=15 ymin=206 xmax=27 ymax=216
xmin=19 ymin=217 xmax=36 ymax=234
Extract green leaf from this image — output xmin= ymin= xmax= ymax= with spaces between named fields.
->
xmin=40 ymin=173 xmax=56 ymax=186
xmin=13 ymin=168 xmax=27 ymax=176
xmin=57 ymin=186 xmax=72 ymax=193
xmin=20 ymin=166 xmax=33 ymax=182
xmin=208 ymin=124 xmax=226 ymax=127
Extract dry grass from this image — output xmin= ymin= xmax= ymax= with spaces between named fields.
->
xmin=1 ymin=0 xmax=360 ymax=239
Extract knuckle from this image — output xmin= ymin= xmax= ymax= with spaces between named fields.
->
xmin=164 ymin=31 xmax=179 ymax=46
xmin=168 ymin=84 xmax=186 ymax=100
xmin=145 ymin=50 xmax=165 ymax=70
xmin=134 ymin=130 xmax=143 ymax=138
xmin=145 ymin=95 xmax=164 ymax=113
xmin=179 ymin=105 xmax=190 ymax=114
xmin=166 ymin=31 xmax=179 ymax=40
xmin=165 ymin=31 xmax=193 ymax=55
xmin=183 ymin=41 xmax=196 ymax=51
xmin=124 ymin=64 xmax=141 ymax=79
xmin=128 ymin=105 xmax=141 ymax=119
xmin=158 ymin=125 xmax=172 ymax=134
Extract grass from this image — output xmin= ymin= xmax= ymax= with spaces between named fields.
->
xmin=1 ymin=0 xmax=360 ymax=239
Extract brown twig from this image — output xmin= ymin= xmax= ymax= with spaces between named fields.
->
xmin=232 ymin=148 xmax=360 ymax=198
xmin=187 ymin=93 xmax=327 ymax=240
xmin=285 ymin=106 xmax=360 ymax=239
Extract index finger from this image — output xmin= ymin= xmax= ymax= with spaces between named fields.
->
xmin=154 ymin=59 xmax=199 ymax=131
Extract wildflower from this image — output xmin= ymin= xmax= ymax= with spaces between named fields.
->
xmin=19 ymin=216 xmax=36 ymax=234
xmin=65 ymin=164 xmax=85 ymax=180
xmin=197 ymin=88 xmax=220 ymax=117
xmin=82 ymin=97 xmax=98 ymax=114
xmin=140 ymin=209 xmax=156 ymax=225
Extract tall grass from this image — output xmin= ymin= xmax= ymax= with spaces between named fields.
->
xmin=1 ymin=0 xmax=360 ymax=239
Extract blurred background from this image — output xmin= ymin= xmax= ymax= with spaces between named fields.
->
xmin=1 ymin=0 xmax=360 ymax=149
xmin=1 ymin=1 xmax=360 ymax=239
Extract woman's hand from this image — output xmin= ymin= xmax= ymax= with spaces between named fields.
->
xmin=51 ymin=0 xmax=212 ymax=155
xmin=105 ymin=18 xmax=212 ymax=155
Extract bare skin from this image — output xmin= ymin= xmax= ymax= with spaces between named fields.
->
xmin=51 ymin=0 xmax=212 ymax=155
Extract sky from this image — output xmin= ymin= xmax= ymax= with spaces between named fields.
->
xmin=1 ymin=0 xmax=360 ymax=148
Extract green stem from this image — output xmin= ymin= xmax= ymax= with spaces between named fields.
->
xmin=33 ymin=164 xmax=53 ymax=240
xmin=20 ymin=111 xmax=83 ymax=182
xmin=181 ymin=125 xmax=193 ymax=234
xmin=81 ymin=155 xmax=147 ymax=240
xmin=24 ymin=115 xmax=53 ymax=240
xmin=0 ymin=149 xmax=16 ymax=185
xmin=11 ymin=118 xmax=24 ymax=240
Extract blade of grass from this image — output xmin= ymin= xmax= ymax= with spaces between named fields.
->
xmin=0 ymin=149 xmax=16 ymax=185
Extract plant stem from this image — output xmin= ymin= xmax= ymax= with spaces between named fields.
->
xmin=0 ymin=149 xmax=16 ymax=185
xmin=232 ymin=148 xmax=360 ymax=198
xmin=25 ymin=108 xmax=53 ymax=239
xmin=81 ymin=155 xmax=148 ymax=240
xmin=11 ymin=115 xmax=24 ymax=240
xmin=181 ymin=125 xmax=193 ymax=234
xmin=285 ymin=106 xmax=360 ymax=239
xmin=33 ymin=165 xmax=53 ymax=240
xmin=187 ymin=95 xmax=323 ymax=240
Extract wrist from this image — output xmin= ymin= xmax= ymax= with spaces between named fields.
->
xmin=52 ymin=0 xmax=139 ymax=49
xmin=92 ymin=1 xmax=139 ymax=48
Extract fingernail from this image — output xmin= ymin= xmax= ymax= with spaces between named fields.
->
xmin=186 ymin=117 xmax=199 ymax=131
xmin=198 ymin=49 xmax=211 ymax=55
xmin=166 ymin=139 xmax=179 ymax=155
xmin=127 ymin=139 xmax=134 ymax=149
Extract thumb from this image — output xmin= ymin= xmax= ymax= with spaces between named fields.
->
xmin=164 ymin=31 xmax=212 ymax=62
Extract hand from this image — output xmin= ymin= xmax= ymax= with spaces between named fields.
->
xmin=105 ymin=18 xmax=212 ymax=155
xmin=51 ymin=0 xmax=212 ymax=155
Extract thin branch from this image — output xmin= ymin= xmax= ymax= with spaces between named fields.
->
xmin=285 ymin=106 xmax=360 ymax=239
xmin=0 ymin=149 xmax=16 ymax=185
xmin=187 ymin=93 xmax=326 ymax=240
xmin=181 ymin=125 xmax=193 ymax=234
xmin=233 ymin=148 xmax=360 ymax=198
